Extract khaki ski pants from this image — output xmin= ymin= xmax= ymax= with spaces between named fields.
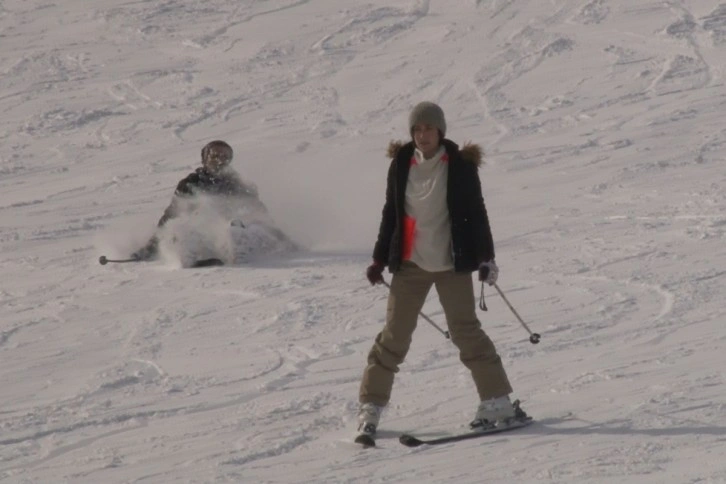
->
xmin=359 ymin=262 xmax=513 ymax=406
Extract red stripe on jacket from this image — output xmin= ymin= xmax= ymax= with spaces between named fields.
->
xmin=402 ymin=215 xmax=416 ymax=261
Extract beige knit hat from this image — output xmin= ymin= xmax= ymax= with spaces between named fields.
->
xmin=408 ymin=102 xmax=446 ymax=137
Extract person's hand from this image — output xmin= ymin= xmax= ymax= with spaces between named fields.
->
xmin=132 ymin=237 xmax=158 ymax=261
xmin=366 ymin=261 xmax=385 ymax=285
xmin=131 ymin=247 xmax=152 ymax=261
xmin=478 ymin=260 xmax=499 ymax=286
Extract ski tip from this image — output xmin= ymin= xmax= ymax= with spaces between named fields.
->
xmin=354 ymin=434 xmax=376 ymax=448
xmin=399 ymin=434 xmax=425 ymax=448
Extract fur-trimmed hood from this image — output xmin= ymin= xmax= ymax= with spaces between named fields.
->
xmin=386 ymin=140 xmax=483 ymax=167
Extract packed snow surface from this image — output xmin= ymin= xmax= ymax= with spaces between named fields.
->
xmin=1 ymin=1 xmax=725 ymax=482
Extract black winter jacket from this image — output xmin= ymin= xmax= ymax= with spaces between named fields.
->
xmin=372 ymin=139 xmax=495 ymax=273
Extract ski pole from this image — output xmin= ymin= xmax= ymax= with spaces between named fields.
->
xmin=492 ymin=283 xmax=541 ymax=344
xmin=381 ymin=281 xmax=450 ymax=340
xmin=98 ymin=256 xmax=138 ymax=265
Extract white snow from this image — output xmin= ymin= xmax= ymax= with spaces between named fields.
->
xmin=1 ymin=1 xmax=725 ymax=483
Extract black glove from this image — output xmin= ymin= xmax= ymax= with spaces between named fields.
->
xmin=132 ymin=237 xmax=159 ymax=261
xmin=366 ymin=261 xmax=385 ymax=285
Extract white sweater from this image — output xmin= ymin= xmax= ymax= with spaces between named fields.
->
xmin=404 ymin=146 xmax=454 ymax=272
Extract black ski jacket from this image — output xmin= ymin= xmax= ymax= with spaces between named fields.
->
xmin=372 ymin=139 xmax=495 ymax=273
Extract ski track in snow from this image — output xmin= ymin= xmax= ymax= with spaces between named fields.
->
xmin=1 ymin=0 xmax=726 ymax=483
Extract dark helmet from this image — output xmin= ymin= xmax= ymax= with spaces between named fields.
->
xmin=201 ymin=140 xmax=233 ymax=168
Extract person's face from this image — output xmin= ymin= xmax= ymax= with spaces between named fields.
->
xmin=412 ymin=124 xmax=441 ymax=158
xmin=204 ymin=145 xmax=233 ymax=172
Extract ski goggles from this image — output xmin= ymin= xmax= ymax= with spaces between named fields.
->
xmin=206 ymin=145 xmax=233 ymax=164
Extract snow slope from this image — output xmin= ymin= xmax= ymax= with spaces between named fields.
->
xmin=1 ymin=1 xmax=725 ymax=482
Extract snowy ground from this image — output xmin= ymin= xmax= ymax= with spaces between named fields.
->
xmin=1 ymin=1 xmax=726 ymax=483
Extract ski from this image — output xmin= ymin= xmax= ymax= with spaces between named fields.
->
xmin=399 ymin=416 xmax=533 ymax=447
xmin=191 ymin=258 xmax=224 ymax=268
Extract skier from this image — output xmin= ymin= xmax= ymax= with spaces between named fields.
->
xmin=357 ymin=102 xmax=525 ymax=440
xmin=131 ymin=140 xmax=272 ymax=263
